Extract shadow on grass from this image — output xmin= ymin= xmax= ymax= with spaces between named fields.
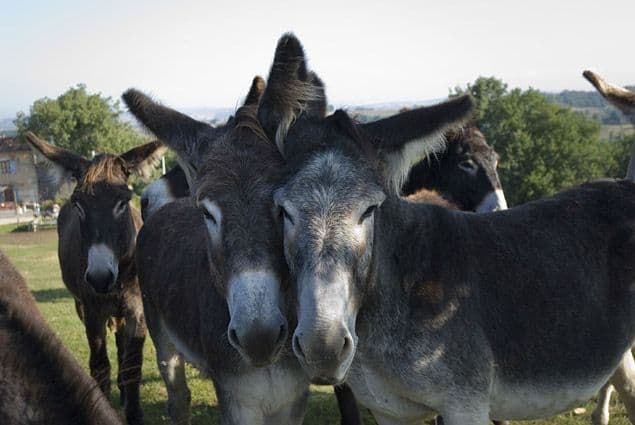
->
xmin=32 ymin=287 xmax=72 ymax=303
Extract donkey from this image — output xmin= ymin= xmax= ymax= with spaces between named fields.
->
xmin=402 ymin=125 xmax=507 ymax=212
xmin=260 ymin=34 xmax=635 ymax=425
xmin=337 ymin=125 xmax=508 ymax=425
xmin=140 ymin=164 xmax=188 ymax=220
xmin=124 ymin=67 xmax=324 ymax=424
xmin=584 ymin=70 xmax=635 ymax=425
xmin=0 ymin=249 xmax=122 ymax=425
xmin=24 ymin=133 xmax=166 ymax=425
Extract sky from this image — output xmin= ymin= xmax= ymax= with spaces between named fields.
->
xmin=1 ymin=0 xmax=634 ymax=118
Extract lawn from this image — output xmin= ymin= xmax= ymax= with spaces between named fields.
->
xmin=0 ymin=228 xmax=631 ymax=424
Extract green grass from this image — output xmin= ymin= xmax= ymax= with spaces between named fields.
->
xmin=0 ymin=230 xmax=631 ymax=424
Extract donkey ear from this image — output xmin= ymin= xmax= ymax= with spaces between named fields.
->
xmin=305 ymin=71 xmax=327 ymax=119
xmin=119 ymin=140 xmax=167 ymax=179
xmin=258 ymin=33 xmax=326 ymax=151
xmin=583 ymin=70 xmax=635 ymax=124
xmin=243 ymin=76 xmax=266 ymax=107
xmin=362 ymin=95 xmax=474 ymax=193
xmin=24 ymin=132 xmax=89 ymax=186
xmin=122 ymin=89 xmax=214 ymax=167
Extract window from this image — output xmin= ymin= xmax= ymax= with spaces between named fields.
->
xmin=0 ymin=160 xmax=9 ymax=175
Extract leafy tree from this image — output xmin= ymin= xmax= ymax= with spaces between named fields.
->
xmin=15 ymin=84 xmax=146 ymax=157
xmin=452 ymin=77 xmax=629 ymax=206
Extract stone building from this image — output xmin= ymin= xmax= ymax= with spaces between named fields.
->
xmin=0 ymin=136 xmax=68 ymax=205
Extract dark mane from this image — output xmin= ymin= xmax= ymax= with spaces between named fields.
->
xmin=194 ymin=105 xmax=283 ymax=203
xmin=232 ymin=104 xmax=272 ymax=147
xmin=78 ymin=154 xmax=128 ymax=193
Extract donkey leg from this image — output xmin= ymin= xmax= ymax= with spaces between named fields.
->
xmin=439 ymin=409 xmax=490 ymax=425
xmin=335 ymin=383 xmax=364 ymax=425
xmin=85 ymin=313 xmax=111 ymax=397
xmin=439 ymin=399 xmax=490 ymax=425
xmin=115 ymin=329 xmax=126 ymax=406
xmin=120 ymin=310 xmax=146 ymax=425
xmin=609 ymin=349 xmax=635 ymax=424
xmin=592 ymin=382 xmax=615 ymax=425
xmin=153 ymin=323 xmax=191 ymax=424
xmin=216 ymin=386 xmax=264 ymax=425
xmin=264 ymin=388 xmax=309 ymax=425
xmin=370 ymin=410 xmax=423 ymax=425
xmin=74 ymin=298 xmax=85 ymax=322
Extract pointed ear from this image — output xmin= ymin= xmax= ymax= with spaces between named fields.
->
xmin=305 ymin=71 xmax=327 ymax=119
xmin=119 ymin=140 xmax=167 ymax=179
xmin=24 ymin=132 xmax=89 ymax=186
xmin=243 ymin=76 xmax=266 ymax=107
xmin=583 ymin=70 xmax=635 ymax=124
xmin=258 ymin=33 xmax=326 ymax=151
xmin=122 ymin=89 xmax=214 ymax=167
xmin=362 ymin=95 xmax=473 ymax=193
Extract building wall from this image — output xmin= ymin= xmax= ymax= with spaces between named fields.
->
xmin=0 ymin=151 xmax=39 ymax=204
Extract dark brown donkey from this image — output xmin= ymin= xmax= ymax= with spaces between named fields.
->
xmin=0 ymin=249 xmax=122 ymax=425
xmin=403 ymin=125 xmax=507 ymax=212
xmin=125 ymin=69 xmax=323 ymax=423
xmin=24 ymin=133 xmax=166 ymax=425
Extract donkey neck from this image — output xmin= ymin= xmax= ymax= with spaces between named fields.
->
xmin=357 ymin=198 xmax=467 ymax=347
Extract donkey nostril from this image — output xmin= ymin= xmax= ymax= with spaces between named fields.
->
xmin=228 ymin=328 xmax=242 ymax=349
xmin=292 ymin=334 xmax=306 ymax=360
xmin=276 ymin=324 xmax=288 ymax=346
xmin=339 ymin=336 xmax=354 ymax=360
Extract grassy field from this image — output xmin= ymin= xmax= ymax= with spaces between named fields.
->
xmin=0 ymin=226 xmax=632 ymax=424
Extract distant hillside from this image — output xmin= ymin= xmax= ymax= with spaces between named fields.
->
xmin=542 ymin=86 xmax=635 ymax=125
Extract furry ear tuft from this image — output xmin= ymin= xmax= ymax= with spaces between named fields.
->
xmin=258 ymin=33 xmax=327 ymax=153
xmin=119 ymin=140 xmax=167 ymax=179
xmin=362 ymin=95 xmax=474 ymax=193
xmin=24 ymin=132 xmax=89 ymax=189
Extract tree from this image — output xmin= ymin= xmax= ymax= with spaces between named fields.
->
xmin=15 ymin=84 xmax=146 ymax=157
xmin=451 ymin=77 xmax=627 ymax=206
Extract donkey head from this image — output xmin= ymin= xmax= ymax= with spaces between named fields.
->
xmin=403 ymin=126 xmax=507 ymax=211
xmin=124 ymin=73 xmax=324 ymax=366
xmin=24 ymin=133 xmax=165 ymax=294
xmin=260 ymin=34 xmax=473 ymax=384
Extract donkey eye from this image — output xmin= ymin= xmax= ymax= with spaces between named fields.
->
xmin=202 ymin=207 xmax=217 ymax=225
xmin=458 ymin=160 xmax=477 ymax=174
xmin=113 ymin=200 xmax=128 ymax=217
xmin=359 ymin=205 xmax=377 ymax=224
xmin=279 ymin=206 xmax=294 ymax=225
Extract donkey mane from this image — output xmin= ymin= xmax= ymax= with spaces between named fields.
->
xmin=78 ymin=154 xmax=128 ymax=193
xmin=233 ymin=104 xmax=271 ymax=146
xmin=194 ymin=104 xmax=283 ymax=203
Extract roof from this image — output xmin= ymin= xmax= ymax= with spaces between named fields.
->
xmin=0 ymin=136 xmax=30 ymax=153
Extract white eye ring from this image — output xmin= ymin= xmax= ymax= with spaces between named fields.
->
xmin=200 ymin=199 xmax=222 ymax=226
xmin=113 ymin=200 xmax=128 ymax=217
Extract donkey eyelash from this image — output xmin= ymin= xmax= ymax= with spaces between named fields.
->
xmin=358 ymin=205 xmax=377 ymax=224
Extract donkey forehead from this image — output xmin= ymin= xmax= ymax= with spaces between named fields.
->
xmin=72 ymin=183 xmax=132 ymax=204
xmin=283 ymin=151 xmax=382 ymax=209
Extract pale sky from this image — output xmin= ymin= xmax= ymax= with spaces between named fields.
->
xmin=2 ymin=0 xmax=634 ymax=117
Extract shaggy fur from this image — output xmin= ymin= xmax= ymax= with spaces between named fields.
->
xmin=0 ymin=250 xmax=122 ymax=425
